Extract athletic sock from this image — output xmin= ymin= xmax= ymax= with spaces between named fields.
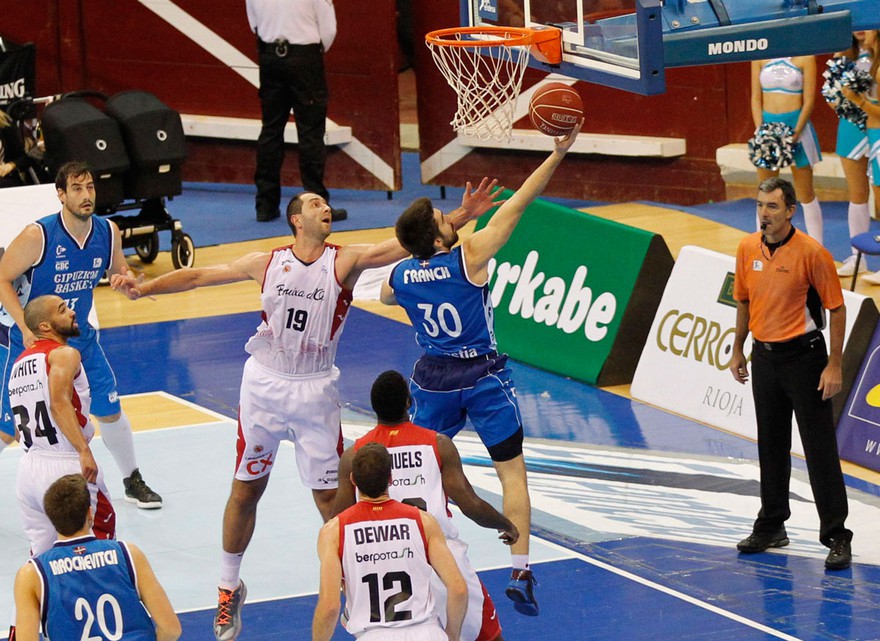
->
xmin=511 ymin=554 xmax=530 ymax=571
xmin=848 ymin=202 xmax=871 ymax=252
xmin=219 ymin=552 xmax=245 ymax=590
xmin=801 ymin=198 xmax=823 ymax=245
xmin=97 ymin=413 xmax=138 ymax=478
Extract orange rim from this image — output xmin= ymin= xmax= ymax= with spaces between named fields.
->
xmin=425 ymin=25 xmax=562 ymax=64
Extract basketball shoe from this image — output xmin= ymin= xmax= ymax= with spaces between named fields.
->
xmin=214 ymin=581 xmax=247 ymax=640
xmin=505 ymin=568 xmax=539 ymax=616
xmin=123 ymin=469 xmax=163 ymax=509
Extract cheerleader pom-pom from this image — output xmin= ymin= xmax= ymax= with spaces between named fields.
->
xmin=823 ymin=57 xmax=872 ymax=129
xmin=821 ymin=56 xmax=851 ymax=108
xmin=838 ymin=67 xmax=873 ymax=129
xmin=748 ymin=122 xmax=796 ymax=170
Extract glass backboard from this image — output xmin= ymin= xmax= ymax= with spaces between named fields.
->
xmin=463 ymin=0 xmax=666 ymax=95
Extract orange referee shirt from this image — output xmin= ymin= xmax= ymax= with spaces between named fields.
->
xmin=733 ymin=229 xmax=844 ymax=343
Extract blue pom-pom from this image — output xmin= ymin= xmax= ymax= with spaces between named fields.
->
xmin=748 ymin=122 xmax=795 ymax=170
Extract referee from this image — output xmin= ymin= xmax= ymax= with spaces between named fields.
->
xmin=247 ymin=0 xmax=347 ymax=223
xmin=729 ymin=176 xmax=853 ymax=570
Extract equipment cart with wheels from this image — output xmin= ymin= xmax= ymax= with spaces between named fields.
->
xmin=40 ymin=90 xmax=195 ymax=269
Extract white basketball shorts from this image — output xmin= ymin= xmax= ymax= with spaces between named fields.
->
xmin=235 ymin=357 xmax=342 ymax=489
xmin=16 ymin=450 xmax=115 ymax=556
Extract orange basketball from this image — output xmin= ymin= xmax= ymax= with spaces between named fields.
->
xmin=528 ymin=82 xmax=583 ymax=137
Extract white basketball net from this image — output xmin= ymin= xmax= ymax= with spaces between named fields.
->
xmin=427 ymin=34 xmax=531 ymax=142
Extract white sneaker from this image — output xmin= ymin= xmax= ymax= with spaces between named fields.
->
xmin=837 ymin=255 xmax=868 ymax=277
xmin=861 ymin=270 xmax=880 ymax=285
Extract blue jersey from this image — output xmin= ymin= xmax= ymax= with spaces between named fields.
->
xmin=0 ymin=214 xmax=120 ymax=436
xmin=390 ymin=247 xmax=497 ymax=358
xmin=6 ymin=212 xmax=113 ymax=343
xmin=31 ymin=536 xmax=156 ymax=641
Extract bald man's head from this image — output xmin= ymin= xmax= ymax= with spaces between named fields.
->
xmin=22 ymin=295 xmax=80 ymax=339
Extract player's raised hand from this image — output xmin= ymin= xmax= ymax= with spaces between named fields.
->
xmin=451 ymin=177 xmax=507 ymax=229
xmin=110 ymin=273 xmax=145 ymax=300
xmin=554 ymin=117 xmax=583 ymax=153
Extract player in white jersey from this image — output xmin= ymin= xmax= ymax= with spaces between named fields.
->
xmin=314 ymin=442 xmax=467 ymax=641
xmin=9 ymin=295 xmax=116 ymax=557
xmin=333 ymin=370 xmax=517 ymax=641
xmin=111 ymin=182 xmax=502 ymax=641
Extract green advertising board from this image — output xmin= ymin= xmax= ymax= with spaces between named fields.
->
xmin=475 ymin=195 xmax=673 ymax=385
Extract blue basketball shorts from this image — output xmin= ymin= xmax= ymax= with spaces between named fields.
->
xmin=1 ymin=327 xmax=121 ymax=437
xmin=762 ymin=109 xmax=822 ymax=168
xmin=869 ymin=127 xmax=880 ymax=187
xmin=835 ymin=117 xmax=869 ymax=160
xmin=408 ymin=352 xmax=522 ymax=452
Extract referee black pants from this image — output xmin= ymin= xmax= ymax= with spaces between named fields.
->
xmin=750 ymin=334 xmax=852 ymax=546
xmin=254 ymin=42 xmax=329 ymax=217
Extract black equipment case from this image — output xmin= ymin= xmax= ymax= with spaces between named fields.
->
xmin=41 ymin=98 xmax=129 ymax=210
xmin=39 ymin=91 xmax=194 ymax=269
xmin=105 ymin=90 xmax=187 ymax=201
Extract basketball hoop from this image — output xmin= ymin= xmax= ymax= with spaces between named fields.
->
xmin=425 ymin=26 xmax=562 ymax=141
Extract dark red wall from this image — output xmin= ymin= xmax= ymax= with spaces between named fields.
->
xmin=2 ymin=1 xmax=842 ymax=204
xmin=2 ymin=0 xmax=402 ymax=191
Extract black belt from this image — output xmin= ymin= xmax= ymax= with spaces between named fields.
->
xmin=754 ymin=330 xmax=822 ymax=352
xmin=257 ymin=39 xmax=322 ymax=57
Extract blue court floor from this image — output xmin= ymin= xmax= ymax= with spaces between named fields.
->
xmin=3 ymin=309 xmax=880 ymax=640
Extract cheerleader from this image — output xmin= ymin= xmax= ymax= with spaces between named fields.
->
xmin=751 ymin=56 xmax=824 ymax=243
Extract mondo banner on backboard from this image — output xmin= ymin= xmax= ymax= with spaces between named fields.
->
xmin=631 ymin=245 xmax=878 ymax=457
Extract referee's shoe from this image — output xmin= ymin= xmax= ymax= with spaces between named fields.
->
xmin=736 ymin=528 xmax=789 ymax=553
xmin=825 ymin=539 xmax=852 ymax=570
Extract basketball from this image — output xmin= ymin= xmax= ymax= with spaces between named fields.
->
xmin=528 ymin=82 xmax=583 ymax=137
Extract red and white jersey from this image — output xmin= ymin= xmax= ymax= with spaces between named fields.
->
xmin=245 ymin=243 xmax=353 ymax=375
xmin=338 ymin=499 xmax=440 ymax=636
xmin=355 ymin=423 xmax=459 ymax=540
xmin=8 ymin=339 xmax=93 ymax=453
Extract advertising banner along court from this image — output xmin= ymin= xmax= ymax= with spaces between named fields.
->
xmin=631 ymin=245 xmax=877 ymax=457
xmin=475 ymin=196 xmax=673 ymax=386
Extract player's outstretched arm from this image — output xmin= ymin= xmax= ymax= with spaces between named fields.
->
xmin=437 ymin=435 xmax=518 ymax=544
xmin=128 ymin=543 xmax=182 ymax=641
xmin=313 ymin=519 xmax=343 ymax=641
xmin=329 ymin=447 xmax=357 ymax=518
xmin=111 ymin=252 xmax=269 ymax=299
xmin=13 ymin=562 xmax=41 ymax=641
xmin=421 ymin=512 xmax=467 ymax=641
xmin=463 ymin=121 xmax=581 ymax=276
